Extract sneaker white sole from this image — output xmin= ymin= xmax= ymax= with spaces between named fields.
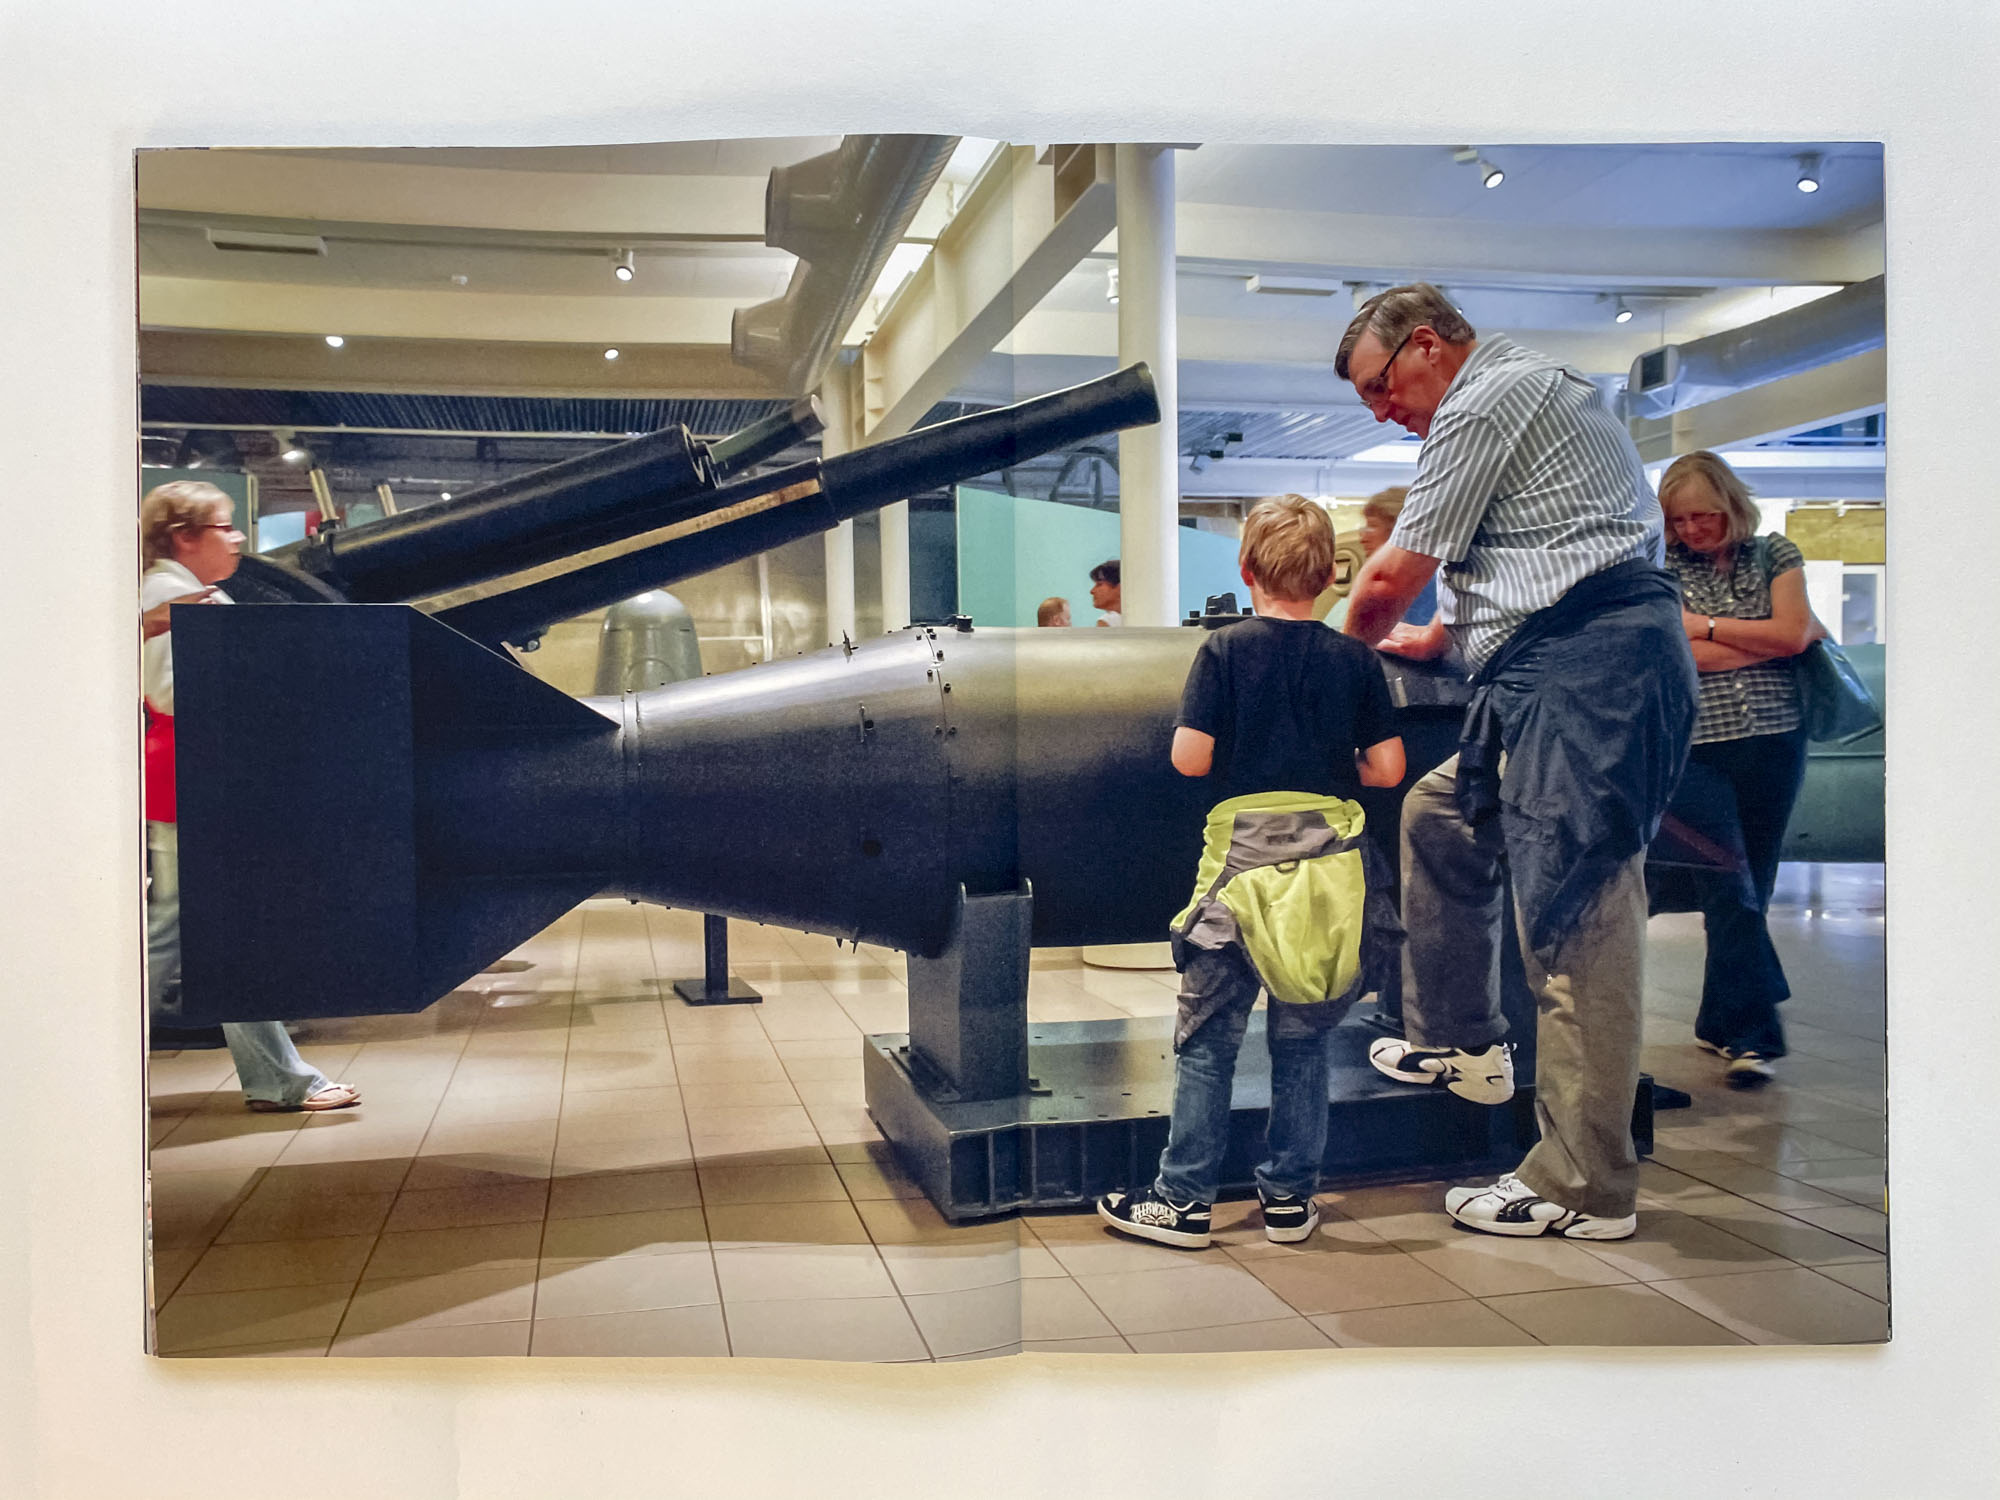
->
xmin=1262 ymin=1208 xmax=1320 ymax=1244
xmin=1369 ymin=1040 xmax=1514 ymax=1105
xmin=1096 ymin=1201 xmax=1211 ymax=1249
xmin=1444 ymin=1186 xmax=1636 ymax=1240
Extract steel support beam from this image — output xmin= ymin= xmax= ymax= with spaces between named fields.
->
xmin=1628 ymin=348 xmax=1887 ymax=462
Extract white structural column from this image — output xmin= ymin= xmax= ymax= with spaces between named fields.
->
xmin=1115 ymin=143 xmax=1180 ymax=627
xmin=819 ymin=352 xmax=859 ymax=644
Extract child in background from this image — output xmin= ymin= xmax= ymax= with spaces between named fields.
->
xmin=1098 ymin=495 xmax=1404 ymax=1248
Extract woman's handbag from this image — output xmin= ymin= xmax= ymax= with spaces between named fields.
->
xmin=1749 ymin=536 xmax=1884 ymax=745
xmin=1795 ymin=637 xmax=1884 ymax=744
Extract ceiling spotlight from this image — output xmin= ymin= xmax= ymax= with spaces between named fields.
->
xmin=603 ymin=348 xmax=620 ymax=361
xmin=1613 ymin=296 xmax=1634 ymax=324
xmin=1452 ymin=146 xmax=1504 ymax=189
xmin=1106 ymin=266 xmax=1120 ymax=305
xmin=324 ymin=334 xmax=345 ymax=348
xmin=613 ymin=249 xmax=635 ymax=283
xmin=1795 ymin=153 xmax=1823 ymax=193
xmin=440 ymin=492 xmax=452 ymax=503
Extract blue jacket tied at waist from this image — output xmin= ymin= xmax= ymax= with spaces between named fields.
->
xmin=1454 ymin=559 xmax=1698 ymax=960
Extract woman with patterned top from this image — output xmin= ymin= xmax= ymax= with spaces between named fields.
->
xmin=1658 ymin=451 xmax=1823 ymax=1088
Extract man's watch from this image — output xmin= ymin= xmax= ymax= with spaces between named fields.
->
xmin=1706 ymin=617 xmax=1716 ymax=641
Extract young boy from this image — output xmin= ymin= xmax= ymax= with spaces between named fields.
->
xmin=1097 ymin=494 xmax=1405 ymax=1248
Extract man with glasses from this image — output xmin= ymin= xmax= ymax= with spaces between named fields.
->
xmin=1337 ymin=283 xmax=1696 ymax=1241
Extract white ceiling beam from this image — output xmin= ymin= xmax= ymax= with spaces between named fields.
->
xmin=1157 ymin=203 xmax=1883 ymax=288
xmin=857 ymin=144 xmax=1117 ymax=441
xmin=137 ymin=150 xmax=768 ymax=237
xmin=1628 ymin=348 xmax=1886 ymax=461
xmin=141 ymin=275 xmax=741 ymax=343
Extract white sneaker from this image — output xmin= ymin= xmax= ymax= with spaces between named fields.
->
xmin=1444 ymin=1174 xmax=1636 ymax=1240
xmin=1724 ymin=1051 xmax=1776 ymax=1089
xmin=1367 ymin=1037 xmax=1515 ymax=1104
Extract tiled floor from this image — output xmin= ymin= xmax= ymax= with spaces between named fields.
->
xmin=147 ymin=863 xmax=1888 ymax=1358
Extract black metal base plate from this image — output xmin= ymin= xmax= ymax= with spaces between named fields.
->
xmin=671 ymin=977 xmax=763 ymax=1007
xmin=864 ymin=1011 xmax=1655 ymax=1222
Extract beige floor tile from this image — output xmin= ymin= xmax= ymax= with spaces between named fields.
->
xmin=156 ymin=1281 xmax=354 ymax=1354
xmin=1022 ymin=1336 xmax=1132 ymax=1355
xmin=781 ymin=1054 xmax=866 ymax=1083
xmin=361 ymin=1221 xmax=544 ymax=1280
xmin=902 ymin=1280 xmax=1022 ymax=1358
xmin=418 ymin=1118 xmax=559 ymax=1159
xmin=552 ymin=1135 xmax=697 ymax=1177
xmin=1246 ymin=1242 xmax=1475 ymax=1314
xmin=338 ymin=1266 xmax=537 ymax=1334
xmin=697 ymin=1163 xmax=849 ymax=1205
xmin=1482 ymin=1282 xmax=1747 ymax=1346
xmin=1036 ymin=1222 xmax=1234 ymax=1278
xmin=570 ymin=999 xmax=668 ymax=1032
xmin=331 ymin=1320 xmax=533 ymax=1357
xmin=832 ymin=1158 xmax=925 ymax=1202
xmin=686 ymin=1104 xmax=815 ymax=1136
xmin=1815 ymin=1259 xmax=1889 ymax=1302
xmin=1314 ymin=1299 xmax=1542 ymax=1348
xmin=724 ymin=1295 xmax=930 ymax=1362
xmin=151 ymin=1126 xmax=302 ymax=1174
xmin=400 ymin=1153 xmax=556 ymax=1194
xmin=538 ymin=1207 xmax=710 ymax=1261
xmin=275 ymin=1122 xmax=430 ymax=1167
xmin=449 ymin=1057 xmax=568 ymax=1090
xmin=772 ymin=1037 xmax=867 ymax=1062
xmin=1785 ymin=1203 xmax=1889 ymax=1253
xmin=179 ymin=1235 xmax=375 ymax=1296
xmin=556 ymin=1084 xmax=682 ymax=1118
xmin=706 ymin=1199 xmax=870 ymax=1249
xmin=150 ymin=1246 xmax=204 ymax=1302
xmin=877 ymin=1236 xmax=1022 ymax=1297
xmin=383 ymin=1182 xmax=551 ymax=1233
xmin=1794 ymin=1160 xmax=1887 ymax=1208
xmin=1687 ymin=1201 xmax=1884 ymax=1267
xmin=554 ymin=1110 xmax=692 ymax=1147
xmin=859 ymin=1196 xmax=1007 ymax=1246
xmin=689 ymin=1132 xmax=828 ymax=1166
xmin=715 ymin=1243 xmax=899 ymax=1303
xmin=1403 ymin=1232 xmax=1635 ymax=1298
xmin=216 ymin=1191 xmax=396 ymax=1245
xmin=1669 ymin=1157 xmax=1854 ymax=1213
xmin=1075 ymin=1262 xmax=1297 ymax=1336
xmin=678 ymin=1080 xmax=801 ymax=1110
xmin=559 ymin=1054 xmax=681 ymax=1092
xmin=534 ymin=1251 xmax=719 ymax=1319
xmin=1650 ymin=1267 xmax=1889 ymax=1345
xmin=530 ymin=1304 xmax=730 ymax=1358
xmin=547 ymin=1169 xmax=702 ymax=1220
xmin=670 ymin=1060 xmax=792 ymax=1092
xmin=149 ymin=1167 xmax=266 ymax=1249
xmin=178 ymin=1339 xmax=332 ymax=1359
xmin=1572 ymin=1212 xmax=1792 ymax=1283
xmin=1126 ymin=1317 xmax=1335 ymax=1354
xmin=1634 ymin=1163 xmax=1751 ymax=1217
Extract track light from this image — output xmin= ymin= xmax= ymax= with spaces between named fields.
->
xmin=613 ymin=249 xmax=635 ymax=282
xmin=1795 ymin=153 xmax=1823 ymax=193
xmin=324 ymin=334 xmax=344 ymax=348
xmin=603 ymin=348 xmax=620 ymax=361
xmin=1613 ymin=296 xmax=1634 ymax=324
xmin=1106 ymin=266 xmax=1119 ymax=305
xmin=1452 ymin=146 xmax=1504 ymax=189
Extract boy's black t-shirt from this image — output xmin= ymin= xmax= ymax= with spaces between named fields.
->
xmin=1176 ymin=616 xmax=1399 ymax=804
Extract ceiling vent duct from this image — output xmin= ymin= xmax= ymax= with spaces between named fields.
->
xmin=1625 ymin=275 xmax=1884 ymax=420
xmin=731 ymin=134 xmax=958 ymax=395
xmin=206 ymin=227 xmax=328 ymax=256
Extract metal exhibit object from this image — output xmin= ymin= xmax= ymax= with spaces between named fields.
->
xmin=223 ymin=396 xmax=828 ymax=609
xmin=593 ymin=591 xmax=704 ymax=695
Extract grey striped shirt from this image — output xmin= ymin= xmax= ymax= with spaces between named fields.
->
xmin=1388 ymin=334 xmax=1663 ymax=674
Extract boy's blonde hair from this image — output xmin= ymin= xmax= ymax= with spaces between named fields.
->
xmin=140 ymin=480 xmax=233 ymax=571
xmin=1239 ymin=493 xmax=1337 ymax=602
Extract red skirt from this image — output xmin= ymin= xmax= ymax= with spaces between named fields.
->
xmin=144 ymin=708 xmax=176 ymax=823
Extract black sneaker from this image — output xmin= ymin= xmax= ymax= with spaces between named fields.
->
xmin=1096 ymin=1184 xmax=1212 ymax=1249
xmin=1258 ymin=1189 xmax=1321 ymax=1244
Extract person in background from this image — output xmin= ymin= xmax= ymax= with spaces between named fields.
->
xmin=1096 ymin=495 xmax=1404 ymax=1249
xmin=141 ymin=481 xmax=361 ymax=1112
xmin=1088 ymin=559 xmax=1122 ymax=625
xmin=1338 ymin=282 xmax=1694 ymax=1242
xmin=1656 ymin=450 xmax=1820 ymax=1088
xmin=1036 ymin=596 xmax=1071 ymax=627
xmin=1328 ymin=487 xmax=1438 ymax=631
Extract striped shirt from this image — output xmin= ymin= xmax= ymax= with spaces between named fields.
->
xmin=1388 ymin=335 xmax=1663 ymax=674
xmin=1667 ymin=533 xmax=1805 ymax=744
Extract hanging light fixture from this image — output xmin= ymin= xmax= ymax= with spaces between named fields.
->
xmin=1452 ymin=146 xmax=1505 ymax=189
xmin=1613 ymin=296 xmax=1634 ymax=324
xmin=613 ymin=249 xmax=636 ymax=282
xmin=1795 ymin=153 xmax=1823 ymax=193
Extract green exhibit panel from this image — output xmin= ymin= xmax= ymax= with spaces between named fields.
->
xmin=954 ymin=486 xmax=1246 ymax=626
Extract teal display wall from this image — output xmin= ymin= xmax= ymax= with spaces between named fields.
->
xmin=953 ymin=487 xmax=1245 ymax=627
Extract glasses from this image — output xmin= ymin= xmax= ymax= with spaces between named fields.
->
xmin=1355 ymin=327 xmax=1418 ymax=405
xmin=185 ymin=522 xmax=243 ymax=535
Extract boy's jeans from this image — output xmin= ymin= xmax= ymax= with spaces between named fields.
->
xmin=1156 ymin=944 xmax=1330 ymax=1206
xmin=148 ymin=821 xmax=332 ymax=1107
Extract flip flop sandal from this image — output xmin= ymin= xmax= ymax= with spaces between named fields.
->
xmin=246 ymin=1083 xmax=361 ymax=1113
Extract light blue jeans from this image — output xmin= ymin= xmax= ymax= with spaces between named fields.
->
xmin=147 ymin=821 xmax=331 ymax=1107
xmin=1155 ymin=944 xmax=1331 ymax=1206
